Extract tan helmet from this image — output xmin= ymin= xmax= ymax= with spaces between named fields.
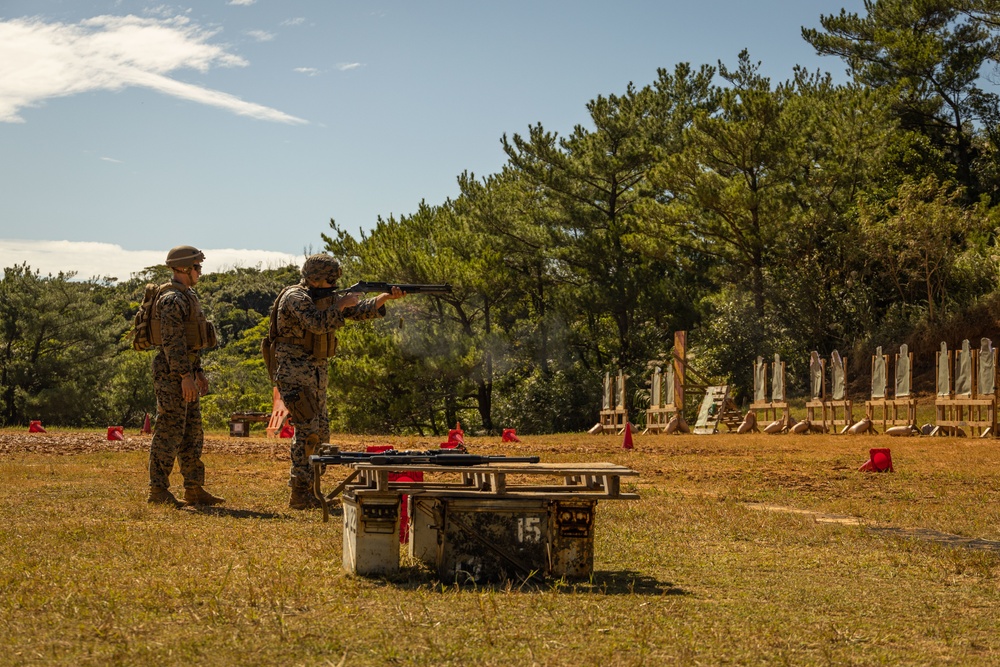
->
xmin=301 ymin=254 xmax=342 ymax=284
xmin=165 ymin=245 xmax=206 ymax=268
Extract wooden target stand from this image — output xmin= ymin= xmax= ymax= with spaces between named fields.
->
xmin=643 ymin=365 xmax=679 ymax=434
xmin=934 ymin=341 xmax=997 ymax=438
xmin=865 ymin=347 xmax=917 ymax=434
xmin=804 ymin=353 xmax=853 ymax=433
xmin=597 ymin=370 xmax=629 ymax=435
xmin=750 ymin=354 xmax=790 ymax=429
xmin=644 ymin=331 xmax=689 ymax=434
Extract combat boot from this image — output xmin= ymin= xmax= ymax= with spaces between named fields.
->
xmin=147 ymin=487 xmax=181 ymax=506
xmin=183 ymin=485 xmax=225 ymax=506
xmin=289 ymin=487 xmax=322 ymax=510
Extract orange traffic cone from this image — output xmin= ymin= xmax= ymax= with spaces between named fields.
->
xmin=859 ymin=448 xmax=893 ymax=472
xmin=441 ymin=421 xmax=465 ymax=449
xmin=28 ymin=420 xmax=46 ymax=433
xmin=107 ymin=426 xmax=124 ymax=441
xmin=141 ymin=413 xmax=151 ymax=434
xmin=501 ymin=428 xmax=521 ymax=443
xmin=279 ymin=421 xmax=295 ymax=438
xmin=622 ymin=423 xmax=634 ymax=450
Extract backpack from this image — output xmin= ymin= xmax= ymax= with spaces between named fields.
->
xmin=131 ymin=282 xmax=217 ymax=352
xmin=260 ymin=286 xmax=292 ymax=383
xmin=131 ymin=282 xmax=174 ymax=351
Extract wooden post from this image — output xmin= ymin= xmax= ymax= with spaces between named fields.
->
xmin=673 ymin=330 xmax=686 ymax=412
xmin=673 ymin=331 xmax=687 ymax=430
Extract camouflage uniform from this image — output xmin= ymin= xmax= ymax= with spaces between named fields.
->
xmin=274 ymin=281 xmax=384 ymax=491
xmin=148 ymin=280 xmax=207 ymax=492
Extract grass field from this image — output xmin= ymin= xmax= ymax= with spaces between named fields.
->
xmin=2 ymin=428 xmax=1000 ymax=666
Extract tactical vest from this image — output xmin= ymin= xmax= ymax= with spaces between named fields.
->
xmin=273 ymin=291 xmax=338 ymax=359
xmin=150 ymin=283 xmax=217 ymax=351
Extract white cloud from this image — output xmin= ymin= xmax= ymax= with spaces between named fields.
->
xmin=100 ymin=156 xmax=123 ymax=163
xmin=281 ymin=18 xmax=306 ymax=27
xmin=0 ymin=15 xmax=306 ymax=124
xmin=294 ymin=67 xmax=320 ymax=76
xmin=245 ymin=29 xmax=274 ymax=42
xmin=0 ymin=239 xmax=302 ymax=281
xmin=228 ymin=0 xmax=256 ymax=6
xmin=337 ymin=62 xmax=362 ymax=71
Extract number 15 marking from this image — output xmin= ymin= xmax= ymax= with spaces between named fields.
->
xmin=518 ymin=517 xmax=541 ymax=543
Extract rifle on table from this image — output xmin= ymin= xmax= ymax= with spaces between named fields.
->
xmin=309 ymin=449 xmax=539 ymax=467
xmin=339 ymin=281 xmax=452 ymax=296
xmin=309 ymin=447 xmax=540 ymax=522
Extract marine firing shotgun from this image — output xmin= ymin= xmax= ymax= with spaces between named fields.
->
xmin=339 ymin=281 xmax=453 ymax=295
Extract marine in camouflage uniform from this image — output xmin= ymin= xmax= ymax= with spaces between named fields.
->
xmin=274 ymin=254 xmax=405 ymax=509
xmin=147 ymin=245 xmax=225 ymax=507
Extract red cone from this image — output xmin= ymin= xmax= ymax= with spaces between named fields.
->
xmin=859 ymin=448 xmax=893 ymax=472
xmin=871 ymin=448 xmax=893 ymax=472
xmin=141 ymin=413 xmax=151 ymax=434
xmin=28 ymin=420 xmax=46 ymax=433
xmin=448 ymin=422 xmax=465 ymax=445
xmin=622 ymin=423 xmax=634 ymax=450
xmin=279 ymin=421 xmax=295 ymax=438
xmin=501 ymin=428 xmax=521 ymax=443
xmin=107 ymin=426 xmax=124 ymax=441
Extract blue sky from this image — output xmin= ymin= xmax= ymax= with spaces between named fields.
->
xmin=0 ymin=0 xmax=865 ymax=280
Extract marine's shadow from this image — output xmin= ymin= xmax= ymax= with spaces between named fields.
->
xmin=379 ymin=567 xmax=689 ymax=596
xmin=182 ymin=506 xmax=286 ymax=520
xmin=574 ymin=570 xmax=688 ymax=596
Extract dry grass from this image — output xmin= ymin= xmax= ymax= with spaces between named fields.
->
xmin=2 ymin=429 xmax=1000 ymax=666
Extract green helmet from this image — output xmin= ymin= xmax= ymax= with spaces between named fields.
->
xmin=165 ymin=245 xmax=205 ymax=268
xmin=301 ymin=254 xmax=342 ymax=284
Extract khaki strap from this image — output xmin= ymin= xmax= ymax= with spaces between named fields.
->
xmin=275 ymin=336 xmax=307 ymax=345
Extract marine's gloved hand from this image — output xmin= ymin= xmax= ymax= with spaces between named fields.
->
xmin=196 ymin=370 xmax=209 ymax=396
xmin=336 ymin=293 xmax=360 ymax=311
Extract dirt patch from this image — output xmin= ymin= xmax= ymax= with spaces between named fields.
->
xmin=747 ymin=502 xmax=865 ymax=525
xmin=0 ymin=431 xmax=457 ymax=457
xmin=0 ymin=431 xmax=148 ymax=455
xmin=748 ymin=502 xmax=1000 ymax=553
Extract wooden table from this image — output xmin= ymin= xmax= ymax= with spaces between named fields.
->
xmin=317 ymin=460 xmax=640 ymax=580
xmin=228 ymin=411 xmax=270 ymax=437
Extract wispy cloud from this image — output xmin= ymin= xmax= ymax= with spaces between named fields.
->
xmin=294 ymin=67 xmax=320 ymax=76
xmin=281 ymin=18 xmax=306 ymax=27
xmin=245 ymin=29 xmax=274 ymax=42
xmin=228 ymin=0 xmax=256 ymax=6
xmin=0 ymin=15 xmax=306 ymax=124
xmin=100 ymin=156 xmax=123 ymax=163
xmin=337 ymin=62 xmax=363 ymax=71
xmin=0 ymin=239 xmax=301 ymax=281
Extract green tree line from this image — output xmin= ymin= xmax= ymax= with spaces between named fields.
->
xmin=4 ymin=0 xmax=1000 ymax=434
